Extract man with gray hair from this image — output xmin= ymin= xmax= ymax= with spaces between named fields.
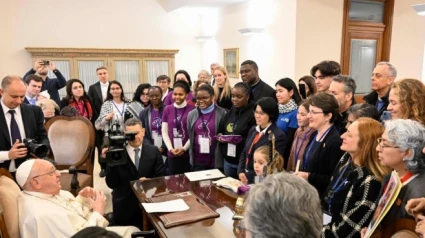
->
xmin=243 ymin=172 xmax=322 ymax=238
xmin=210 ymin=62 xmax=219 ymax=86
xmin=329 ymin=75 xmax=357 ymax=134
xmin=363 ymin=62 xmax=397 ymax=119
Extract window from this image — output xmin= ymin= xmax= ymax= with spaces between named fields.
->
xmin=26 ymin=47 xmax=178 ymax=99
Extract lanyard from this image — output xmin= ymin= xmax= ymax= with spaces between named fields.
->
xmin=174 ymin=106 xmax=187 ymax=135
xmin=112 ymin=101 xmax=125 ymax=118
xmin=294 ymin=128 xmax=312 ymax=168
xmin=151 ymin=108 xmax=162 ymax=133
xmin=304 ymin=125 xmax=333 ymax=170
xmin=199 ymin=109 xmax=215 ymax=136
xmin=328 ymin=162 xmax=350 ymax=212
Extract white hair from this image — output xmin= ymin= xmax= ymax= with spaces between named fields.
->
xmin=377 ymin=62 xmax=397 ymax=78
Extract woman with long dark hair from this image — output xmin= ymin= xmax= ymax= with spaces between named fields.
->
xmin=60 ymin=78 xmax=93 ymax=120
xmin=126 ymin=83 xmax=151 ymax=119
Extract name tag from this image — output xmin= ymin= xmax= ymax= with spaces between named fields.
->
xmin=323 ymin=212 xmax=332 ymax=225
xmin=152 ymin=132 xmax=163 ymax=148
xmin=227 ymin=143 xmax=236 ymax=157
xmin=199 ymin=136 xmax=210 ymax=154
xmin=173 ymin=137 xmax=183 ymax=149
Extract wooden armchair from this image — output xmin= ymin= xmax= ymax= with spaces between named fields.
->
xmin=0 ymin=168 xmax=21 ymax=238
xmin=45 ymin=116 xmax=95 ymax=196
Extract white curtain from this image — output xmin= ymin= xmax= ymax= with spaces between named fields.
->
xmin=115 ymin=61 xmax=140 ymax=100
xmin=146 ymin=61 xmax=169 ymax=85
xmin=78 ymin=61 xmax=105 ymax=91
xmin=47 ymin=60 xmax=70 ymax=99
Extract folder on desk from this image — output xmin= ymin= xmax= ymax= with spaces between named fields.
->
xmin=145 ymin=191 xmax=220 ymax=228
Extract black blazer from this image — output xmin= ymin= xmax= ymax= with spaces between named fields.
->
xmin=363 ymin=90 xmax=390 ymax=120
xmin=0 ymin=103 xmax=49 ymax=170
xmin=23 ymin=69 xmax=67 ymax=104
xmin=305 ymin=126 xmax=344 ymax=198
xmin=105 ymin=143 xmax=165 ymax=228
xmin=237 ymin=123 xmax=287 ymax=183
xmin=88 ymin=82 xmax=103 ymax=122
xmin=252 ymin=79 xmax=277 ymax=102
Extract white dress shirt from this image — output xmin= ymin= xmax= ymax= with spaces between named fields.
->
xmin=0 ymin=100 xmax=27 ymax=171
xmin=126 ymin=143 xmax=143 ymax=168
xmin=100 ymin=81 xmax=109 ymax=101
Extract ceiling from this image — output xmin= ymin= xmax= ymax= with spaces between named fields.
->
xmin=157 ymin=0 xmax=251 ymax=12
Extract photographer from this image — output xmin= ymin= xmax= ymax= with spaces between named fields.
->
xmin=102 ymin=118 xmax=165 ymax=229
xmin=23 ymin=59 xmax=67 ymax=104
xmin=0 ymin=75 xmax=50 ymax=175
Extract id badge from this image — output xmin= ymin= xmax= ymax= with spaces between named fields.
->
xmin=227 ymin=143 xmax=236 ymax=157
xmin=173 ymin=137 xmax=183 ymax=148
xmin=199 ymin=136 xmax=210 ymax=154
xmin=323 ymin=212 xmax=332 ymax=225
xmin=152 ymin=132 xmax=163 ymax=148
xmin=173 ymin=128 xmax=180 ymax=137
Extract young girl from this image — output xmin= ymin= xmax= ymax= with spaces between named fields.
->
xmin=253 ymin=143 xmax=284 ymax=180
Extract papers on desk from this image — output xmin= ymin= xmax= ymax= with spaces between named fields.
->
xmin=142 ymin=199 xmax=189 ymax=213
xmin=184 ymin=169 xmax=225 ymax=182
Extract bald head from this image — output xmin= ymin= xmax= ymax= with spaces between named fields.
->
xmin=1 ymin=75 xmax=24 ymax=89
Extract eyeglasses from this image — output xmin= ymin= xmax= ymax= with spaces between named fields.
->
xmin=196 ymin=96 xmax=211 ymax=102
xmin=308 ymin=110 xmax=324 ymax=115
xmin=254 ymin=110 xmax=266 ymax=116
xmin=141 ymin=93 xmax=149 ymax=97
xmin=377 ymin=138 xmax=400 ymax=150
xmin=32 ymin=168 xmax=57 ymax=179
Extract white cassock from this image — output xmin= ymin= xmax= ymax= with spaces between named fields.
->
xmin=18 ymin=190 xmax=140 ymax=238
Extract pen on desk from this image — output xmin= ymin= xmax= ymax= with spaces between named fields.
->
xmin=196 ymin=197 xmax=206 ymax=206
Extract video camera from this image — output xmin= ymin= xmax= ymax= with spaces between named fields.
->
xmin=20 ymin=138 xmax=49 ymax=158
xmin=104 ymin=119 xmax=137 ymax=166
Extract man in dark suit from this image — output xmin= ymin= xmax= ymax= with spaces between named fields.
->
xmin=0 ymin=75 xmax=49 ymax=175
xmin=103 ymin=118 xmax=165 ymax=229
xmin=23 ymin=59 xmax=67 ymax=104
xmin=23 ymin=74 xmax=42 ymax=106
xmin=88 ymin=66 xmax=110 ymax=177
xmin=240 ymin=60 xmax=277 ymax=102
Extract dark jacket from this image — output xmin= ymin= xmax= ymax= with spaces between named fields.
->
xmin=0 ymin=103 xmax=50 ymax=170
xmin=237 ymin=123 xmax=287 ymax=183
xmin=322 ymin=154 xmax=382 ymax=238
xmin=363 ymin=90 xmax=390 ymax=120
xmin=87 ymin=82 xmax=104 ymax=123
xmin=216 ymin=88 xmax=233 ymax=110
xmin=217 ymin=101 xmax=256 ymax=165
xmin=305 ymin=126 xmax=344 ymax=198
xmin=138 ymin=105 xmax=167 ymax=153
xmin=105 ymin=143 xmax=165 ymax=228
xmin=252 ymin=79 xmax=277 ymax=102
xmin=23 ymin=69 xmax=67 ymax=104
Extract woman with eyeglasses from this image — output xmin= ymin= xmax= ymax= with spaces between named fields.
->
xmin=95 ymin=80 xmax=129 ymax=132
xmin=217 ymin=82 xmax=256 ymax=179
xmin=345 ymin=103 xmax=379 ymax=130
xmin=164 ymin=70 xmax=195 ymax=106
xmin=161 ymin=81 xmax=195 ymax=175
xmin=322 ymin=118 xmax=390 ymax=238
xmin=187 ymin=84 xmax=227 ymax=171
xmin=360 ymin=119 xmax=425 ymax=237
xmin=126 ymin=83 xmax=151 ymax=119
xmin=294 ymin=93 xmax=344 ymax=198
xmin=139 ymin=86 xmax=167 ymax=155
xmin=237 ymin=97 xmax=287 ymax=185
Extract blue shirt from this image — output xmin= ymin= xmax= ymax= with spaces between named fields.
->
xmin=276 ymin=109 xmax=298 ymax=134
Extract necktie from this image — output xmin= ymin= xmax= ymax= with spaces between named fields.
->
xmin=134 ymin=148 xmax=140 ymax=169
xmin=376 ymin=99 xmax=384 ymax=111
xmin=29 ymin=98 xmax=36 ymax=105
xmin=9 ymin=110 xmax=22 ymax=143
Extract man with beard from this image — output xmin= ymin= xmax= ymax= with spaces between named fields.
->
xmin=239 ymin=60 xmax=276 ymax=102
xmin=23 ymin=59 xmax=67 ymax=104
xmin=328 ymin=75 xmax=356 ymax=134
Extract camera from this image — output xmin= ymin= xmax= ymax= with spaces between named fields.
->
xmin=20 ymin=138 xmax=49 ymax=158
xmin=104 ymin=120 xmax=137 ymax=166
xmin=41 ymin=60 xmax=50 ymax=66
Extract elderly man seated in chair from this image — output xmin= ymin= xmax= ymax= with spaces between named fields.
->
xmin=16 ymin=158 xmax=140 ymax=238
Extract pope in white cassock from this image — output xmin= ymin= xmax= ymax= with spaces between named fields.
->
xmin=16 ymin=159 xmax=140 ymax=238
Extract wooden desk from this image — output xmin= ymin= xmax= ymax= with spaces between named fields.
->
xmin=130 ymin=174 xmax=244 ymax=238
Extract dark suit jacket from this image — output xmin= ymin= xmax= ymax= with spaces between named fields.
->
xmin=237 ymin=123 xmax=287 ymax=183
xmin=305 ymin=126 xmax=344 ymax=198
xmin=252 ymin=79 xmax=277 ymax=102
xmin=105 ymin=143 xmax=165 ymax=228
xmin=23 ymin=69 xmax=67 ymax=104
xmin=363 ymin=90 xmax=390 ymax=120
xmin=88 ymin=82 xmax=103 ymax=123
xmin=0 ymin=103 xmax=49 ymax=170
